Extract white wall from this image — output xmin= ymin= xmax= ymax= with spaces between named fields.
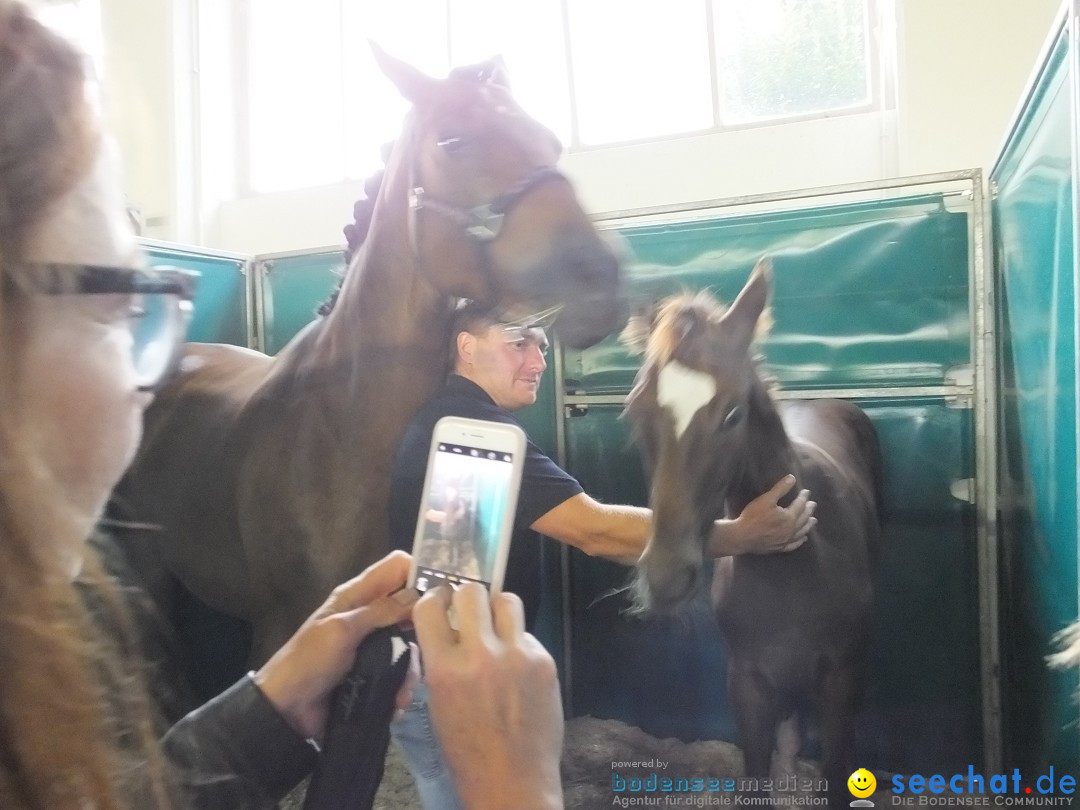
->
xmin=99 ymin=0 xmax=1065 ymax=256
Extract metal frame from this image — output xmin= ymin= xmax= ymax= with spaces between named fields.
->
xmin=554 ymin=169 xmax=1002 ymax=769
xmin=249 ymin=245 xmax=344 ymax=354
xmin=138 ymin=236 xmax=258 ymax=351
xmin=1070 ymin=0 xmax=1080 ymax=766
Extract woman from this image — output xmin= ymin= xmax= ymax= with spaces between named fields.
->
xmin=0 ymin=4 xmax=563 ymax=809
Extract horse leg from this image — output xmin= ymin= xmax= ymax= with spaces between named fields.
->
xmin=817 ymin=660 xmax=859 ymax=809
xmin=728 ymin=661 xmax=780 ymax=809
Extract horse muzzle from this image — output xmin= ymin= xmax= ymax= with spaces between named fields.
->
xmin=634 ymin=541 xmax=703 ymax=615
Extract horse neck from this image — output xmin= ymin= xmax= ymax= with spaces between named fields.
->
xmin=267 ymin=169 xmax=456 ymax=433
xmin=727 ymin=374 xmax=801 ymax=513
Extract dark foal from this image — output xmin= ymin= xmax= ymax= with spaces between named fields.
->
xmin=625 ymin=259 xmax=882 ymax=808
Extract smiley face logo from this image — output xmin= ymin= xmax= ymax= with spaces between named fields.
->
xmin=848 ymin=768 xmax=876 ymax=798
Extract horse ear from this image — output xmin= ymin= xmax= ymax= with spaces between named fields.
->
xmin=485 ymin=55 xmax=511 ymax=90
xmin=723 ymin=258 xmax=772 ymax=348
xmin=369 ymin=41 xmax=437 ymax=104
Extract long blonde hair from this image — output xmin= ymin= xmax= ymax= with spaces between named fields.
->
xmin=0 ymin=3 xmax=178 ymax=808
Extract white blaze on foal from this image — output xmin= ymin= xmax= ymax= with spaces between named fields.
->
xmin=657 ymin=361 xmax=716 ymax=440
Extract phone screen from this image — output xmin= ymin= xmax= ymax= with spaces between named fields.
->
xmin=413 ymin=439 xmax=518 ymax=592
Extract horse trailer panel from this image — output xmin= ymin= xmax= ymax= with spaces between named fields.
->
xmin=143 ymin=242 xmax=249 ymax=347
xmin=252 ymin=250 xmax=345 ymax=355
xmin=991 ymin=13 xmax=1080 ymax=772
xmin=568 ymin=195 xmax=971 ymax=396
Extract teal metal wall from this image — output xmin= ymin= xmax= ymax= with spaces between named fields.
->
xmin=562 ymin=191 xmax=983 ymax=775
xmin=143 ymin=244 xmax=248 ymax=346
xmin=255 ymin=251 xmax=344 ymax=354
xmin=991 ymin=9 xmax=1080 ymax=773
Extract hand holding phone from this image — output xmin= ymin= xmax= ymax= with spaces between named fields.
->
xmin=407 ymin=417 xmax=526 ymax=596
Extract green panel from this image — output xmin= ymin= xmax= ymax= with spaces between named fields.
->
xmin=568 ymin=198 xmax=970 ymax=394
xmin=991 ymin=25 xmax=1080 ymax=772
xmin=260 ymin=252 xmax=345 ymax=355
xmin=566 ymin=398 xmax=980 ymax=774
xmin=145 ymin=247 xmax=247 ymax=346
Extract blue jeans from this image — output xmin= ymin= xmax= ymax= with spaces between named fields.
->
xmin=391 ymin=679 xmax=465 ymax=810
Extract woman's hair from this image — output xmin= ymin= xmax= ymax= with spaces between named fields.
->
xmin=0 ymin=3 xmax=179 ymax=808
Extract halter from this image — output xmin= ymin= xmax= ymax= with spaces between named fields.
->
xmin=398 ymin=109 xmax=571 ymax=327
xmin=408 ymin=165 xmax=566 ymax=244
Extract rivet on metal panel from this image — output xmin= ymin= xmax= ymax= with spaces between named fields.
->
xmin=950 ymin=478 xmax=975 ymax=503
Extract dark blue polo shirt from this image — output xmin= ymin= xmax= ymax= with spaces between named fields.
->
xmin=388 ymin=374 xmax=583 ymax=628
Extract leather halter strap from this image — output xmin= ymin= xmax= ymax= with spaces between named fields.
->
xmin=408 ymin=165 xmax=566 ymax=244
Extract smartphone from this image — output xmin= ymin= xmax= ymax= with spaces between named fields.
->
xmin=406 ymin=416 xmax=527 ymax=595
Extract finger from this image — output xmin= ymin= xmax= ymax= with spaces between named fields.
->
xmin=327 ymin=551 xmax=412 ymax=613
xmin=781 ymin=536 xmax=808 ymax=552
xmin=787 ymin=493 xmax=813 ymax=530
xmin=413 ymin=585 xmax=458 ymax=652
xmin=788 ymin=488 xmax=810 ymax=512
xmin=336 ymin=594 xmax=415 ymax=650
xmin=491 ymin=591 xmax=526 ymax=642
xmin=450 ymin=582 xmax=495 ymax=641
xmin=764 ymin=474 xmax=797 ymax=504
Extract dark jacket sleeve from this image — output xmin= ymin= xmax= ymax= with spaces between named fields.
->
xmin=161 ymin=675 xmax=318 ymax=810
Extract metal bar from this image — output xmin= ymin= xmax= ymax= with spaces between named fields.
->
xmin=563 ymin=386 xmax=969 ymax=408
xmin=1070 ymin=0 xmax=1080 ymax=764
xmin=590 ymin=169 xmax=982 ymax=226
xmin=139 ymin=237 xmax=251 ymax=262
xmin=252 ymin=258 xmax=269 ymax=354
xmin=243 ymin=258 xmax=257 ymax=351
xmin=251 ymin=245 xmax=345 ymax=263
xmin=971 ymin=170 xmax=1003 ymax=772
xmin=553 ymin=340 xmax=575 ymax=714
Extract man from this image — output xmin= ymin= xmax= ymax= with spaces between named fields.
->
xmin=388 ymin=301 xmax=816 ymax=810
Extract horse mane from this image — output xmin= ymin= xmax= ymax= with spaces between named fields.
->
xmin=316 ymin=164 xmax=387 ymax=317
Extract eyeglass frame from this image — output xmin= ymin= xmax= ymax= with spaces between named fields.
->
xmin=4 ymin=262 xmax=200 ymax=391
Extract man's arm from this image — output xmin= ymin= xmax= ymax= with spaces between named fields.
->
xmin=530 ymin=475 xmax=816 ymax=564
xmin=531 ymin=493 xmax=649 ymax=563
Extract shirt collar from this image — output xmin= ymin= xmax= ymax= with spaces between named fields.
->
xmin=447 ymin=373 xmax=498 ymax=406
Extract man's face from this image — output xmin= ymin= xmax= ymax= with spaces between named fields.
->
xmin=460 ymin=323 xmax=550 ymax=411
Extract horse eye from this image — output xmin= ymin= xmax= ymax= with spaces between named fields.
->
xmin=722 ymin=405 xmax=743 ymax=429
xmin=437 ymin=135 xmax=467 ymax=153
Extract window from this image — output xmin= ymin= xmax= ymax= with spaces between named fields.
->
xmin=234 ymin=0 xmax=892 ymax=194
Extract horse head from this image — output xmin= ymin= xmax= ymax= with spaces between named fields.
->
xmin=624 ymin=259 xmax=774 ymax=613
xmin=346 ymin=46 xmax=622 ymax=349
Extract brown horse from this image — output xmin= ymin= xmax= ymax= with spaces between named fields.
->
xmin=114 ymin=48 xmax=622 ymax=671
xmin=623 ymin=259 xmax=881 ymax=808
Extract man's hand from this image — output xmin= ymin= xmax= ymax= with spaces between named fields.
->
xmin=415 ymin=584 xmax=564 ymax=810
xmin=708 ymin=474 xmax=816 ymax=557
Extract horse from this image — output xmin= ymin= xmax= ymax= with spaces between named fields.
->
xmin=112 ymin=47 xmax=622 ymax=682
xmin=622 ymin=259 xmax=882 ymax=808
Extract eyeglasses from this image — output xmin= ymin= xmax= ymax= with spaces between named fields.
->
xmin=8 ymin=263 xmax=199 ymax=392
